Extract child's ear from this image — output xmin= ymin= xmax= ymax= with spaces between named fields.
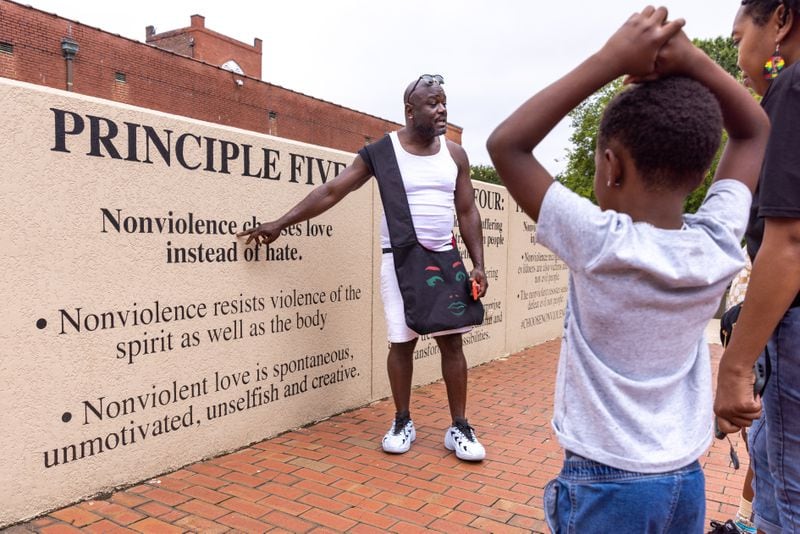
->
xmin=602 ymin=148 xmax=623 ymax=187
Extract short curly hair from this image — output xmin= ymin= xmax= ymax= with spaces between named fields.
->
xmin=598 ymin=76 xmax=722 ymax=192
xmin=741 ymin=0 xmax=799 ymax=25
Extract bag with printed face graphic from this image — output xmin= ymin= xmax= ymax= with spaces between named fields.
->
xmin=359 ymin=135 xmax=484 ymax=335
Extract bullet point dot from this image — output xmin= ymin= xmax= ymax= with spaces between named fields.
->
xmin=62 ymin=412 xmax=72 ymax=423
xmin=36 ymin=318 xmax=47 ymax=329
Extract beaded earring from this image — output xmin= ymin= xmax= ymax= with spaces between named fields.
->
xmin=763 ymin=43 xmax=785 ymax=79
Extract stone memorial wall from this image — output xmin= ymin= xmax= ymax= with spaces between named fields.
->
xmin=0 ymin=79 xmax=567 ymax=526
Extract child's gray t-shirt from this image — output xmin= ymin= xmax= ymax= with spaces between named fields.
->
xmin=537 ymin=179 xmax=751 ymax=473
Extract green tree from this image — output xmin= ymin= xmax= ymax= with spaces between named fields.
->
xmin=557 ymin=37 xmax=739 ymax=213
xmin=696 ymin=36 xmax=739 ymax=77
xmin=559 ymin=79 xmax=622 ymax=204
xmin=470 ymin=164 xmax=502 ymax=185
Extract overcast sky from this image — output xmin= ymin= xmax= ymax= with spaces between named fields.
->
xmin=23 ymin=1 xmax=739 ymax=174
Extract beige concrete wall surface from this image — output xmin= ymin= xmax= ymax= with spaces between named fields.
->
xmin=505 ymin=198 xmax=570 ymax=354
xmin=0 ymin=78 xmax=567 ymax=526
xmin=0 ymin=79 xmax=371 ymax=525
xmin=370 ymin=184 xmax=391 ymax=401
xmin=461 ymin=182 xmax=509 ymax=367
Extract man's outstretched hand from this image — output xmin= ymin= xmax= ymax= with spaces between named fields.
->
xmin=237 ymin=221 xmax=283 ymax=246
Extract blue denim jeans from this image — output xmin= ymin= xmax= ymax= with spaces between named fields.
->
xmin=544 ymin=452 xmax=705 ymax=534
xmin=749 ymin=307 xmax=800 ymax=533
xmin=748 ymin=412 xmax=781 ymax=533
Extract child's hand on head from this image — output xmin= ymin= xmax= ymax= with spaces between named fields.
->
xmin=600 ymin=6 xmax=685 ymax=80
xmin=653 ymin=30 xmax=700 ymax=76
xmin=625 ymin=30 xmax=699 ymax=84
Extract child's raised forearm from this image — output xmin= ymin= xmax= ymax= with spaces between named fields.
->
xmin=488 ymin=53 xmax=621 ymax=157
xmin=487 ymin=7 xmax=684 ymax=220
xmin=486 ymin=54 xmax=617 ymax=220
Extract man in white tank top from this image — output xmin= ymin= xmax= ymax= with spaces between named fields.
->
xmin=239 ymin=75 xmax=489 ymax=461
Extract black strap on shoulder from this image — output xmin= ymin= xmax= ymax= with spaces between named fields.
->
xmin=358 ymin=135 xmax=417 ymax=248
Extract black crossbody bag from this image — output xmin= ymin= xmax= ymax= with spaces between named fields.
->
xmin=359 ymin=136 xmax=484 ymax=335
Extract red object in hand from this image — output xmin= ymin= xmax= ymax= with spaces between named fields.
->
xmin=471 ymin=279 xmax=480 ymax=301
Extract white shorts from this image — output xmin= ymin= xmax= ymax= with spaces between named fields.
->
xmin=380 ymin=252 xmax=472 ymax=343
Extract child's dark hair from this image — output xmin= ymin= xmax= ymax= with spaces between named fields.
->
xmin=598 ymin=76 xmax=722 ymax=192
xmin=741 ymin=0 xmax=799 ymax=25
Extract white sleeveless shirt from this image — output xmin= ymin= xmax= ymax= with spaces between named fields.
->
xmin=380 ymin=132 xmax=459 ymax=252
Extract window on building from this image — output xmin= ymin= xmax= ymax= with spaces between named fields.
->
xmin=0 ymin=42 xmax=13 ymax=55
xmin=221 ymin=60 xmax=244 ymax=75
xmin=115 ymin=72 xmax=126 ymax=83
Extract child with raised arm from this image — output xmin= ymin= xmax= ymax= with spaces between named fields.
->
xmin=487 ymin=6 xmax=769 ymax=532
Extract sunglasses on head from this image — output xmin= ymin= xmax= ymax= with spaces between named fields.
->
xmin=406 ymin=74 xmax=444 ymax=103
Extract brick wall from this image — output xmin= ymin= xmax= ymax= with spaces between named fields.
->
xmin=146 ymin=32 xmax=194 ymax=59
xmin=147 ymin=15 xmax=263 ymax=79
xmin=189 ymin=28 xmax=262 ymax=79
xmin=0 ymin=0 xmax=462 ymax=154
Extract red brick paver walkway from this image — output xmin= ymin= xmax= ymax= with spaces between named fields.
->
xmin=3 ymin=339 xmax=747 ymax=533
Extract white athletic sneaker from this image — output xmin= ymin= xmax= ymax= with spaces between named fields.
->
xmin=444 ymin=421 xmax=486 ymax=461
xmin=382 ymin=417 xmax=416 ymax=454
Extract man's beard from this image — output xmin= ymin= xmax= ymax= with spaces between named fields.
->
xmin=413 ymin=121 xmax=444 ymax=138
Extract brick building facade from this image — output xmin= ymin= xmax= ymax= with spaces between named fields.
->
xmin=146 ymin=14 xmax=263 ymax=80
xmin=0 ymin=0 xmax=462 ymax=154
